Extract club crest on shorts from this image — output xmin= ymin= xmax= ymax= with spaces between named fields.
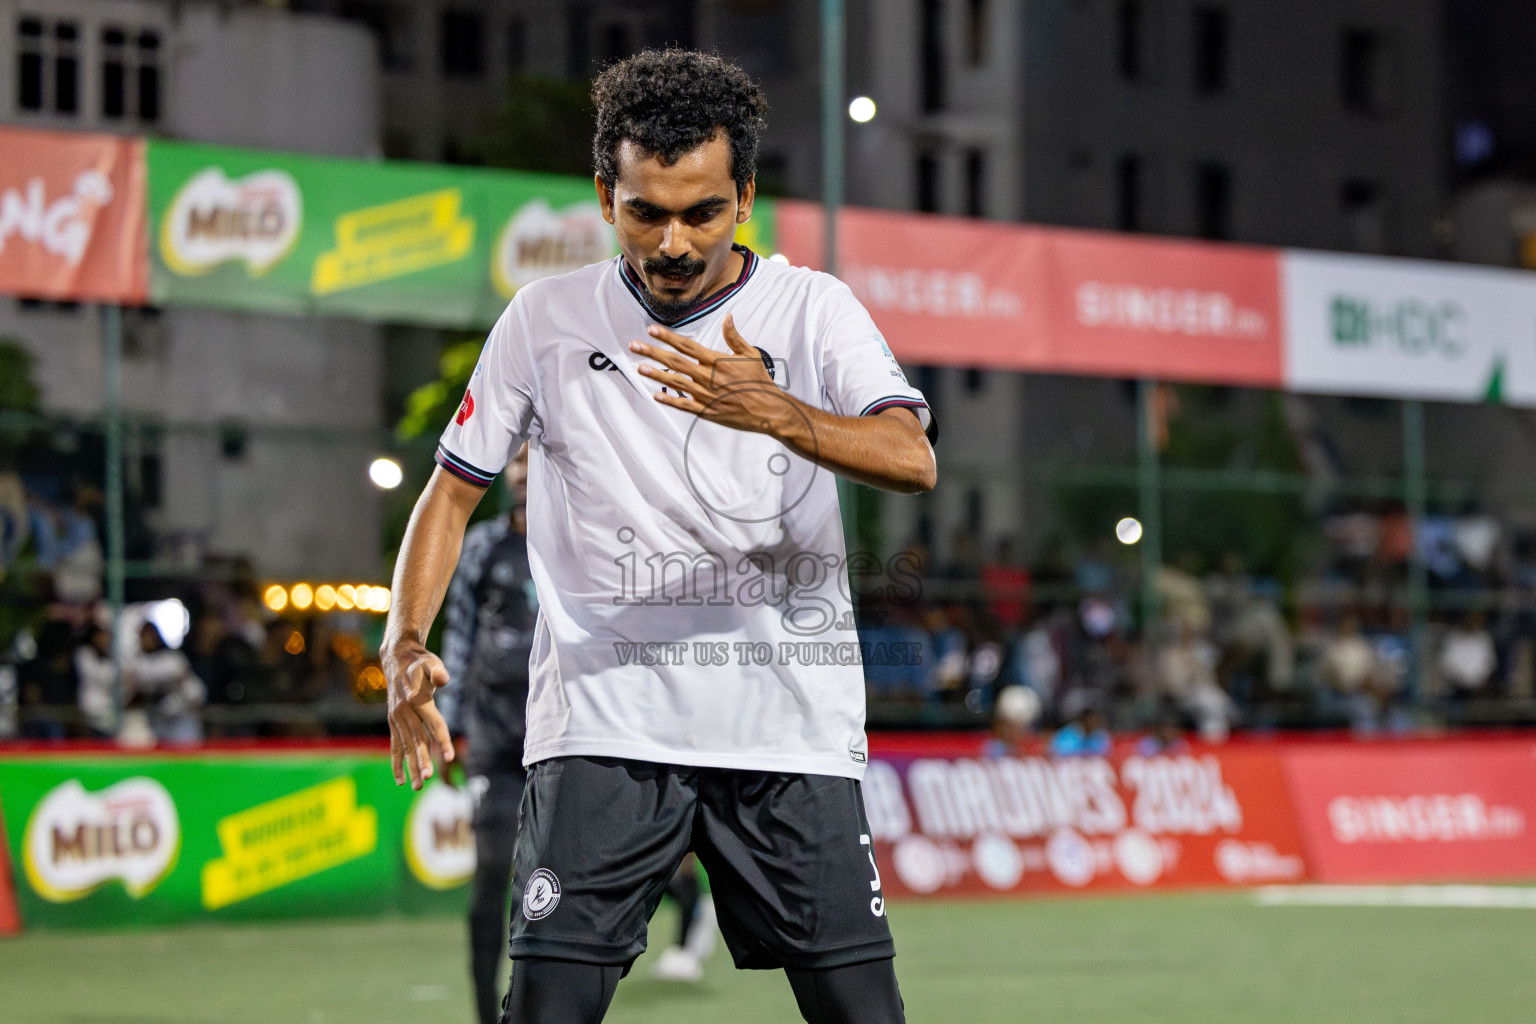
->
xmin=522 ymin=868 xmax=562 ymax=920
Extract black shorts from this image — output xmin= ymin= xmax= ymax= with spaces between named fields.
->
xmin=508 ymin=756 xmax=895 ymax=971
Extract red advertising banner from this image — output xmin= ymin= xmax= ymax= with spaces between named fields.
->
xmin=776 ymin=199 xmax=1045 ymax=368
xmin=0 ymin=126 xmax=147 ymax=304
xmin=1283 ymin=740 xmax=1536 ymax=883
xmin=776 ymin=200 xmax=1284 ymax=386
xmin=0 ymin=794 xmax=20 ymax=935
xmin=862 ymin=745 xmax=1307 ymax=899
xmin=1037 ymin=229 xmax=1283 ymax=385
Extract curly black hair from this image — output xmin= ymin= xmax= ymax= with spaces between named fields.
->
xmin=591 ymin=49 xmax=767 ymax=196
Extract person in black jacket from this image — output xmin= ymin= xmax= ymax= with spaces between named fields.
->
xmin=437 ymin=446 xmax=536 ymax=1024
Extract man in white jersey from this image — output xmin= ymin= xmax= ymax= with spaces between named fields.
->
xmin=383 ymin=49 xmax=936 ymax=1024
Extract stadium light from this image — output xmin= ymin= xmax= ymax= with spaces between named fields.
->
xmin=315 ymin=584 xmax=337 ymax=611
xmin=263 ymin=585 xmax=288 ymax=612
xmin=290 ymin=583 xmax=314 ymax=610
xmin=144 ymin=599 xmax=190 ymax=649
xmin=847 ymin=96 xmax=876 ymax=123
xmin=1116 ymin=517 xmax=1144 ymax=545
xmin=369 ymin=457 xmax=404 ymax=489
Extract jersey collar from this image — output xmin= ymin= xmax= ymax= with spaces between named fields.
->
xmin=619 ymin=244 xmax=759 ymax=330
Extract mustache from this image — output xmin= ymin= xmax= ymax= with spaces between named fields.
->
xmin=643 ymin=254 xmax=707 ymax=280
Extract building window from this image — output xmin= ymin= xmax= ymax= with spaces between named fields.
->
xmin=1116 ymin=153 xmax=1142 ymax=231
xmin=1193 ymin=6 xmax=1227 ymax=95
xmin=1117 ymin=1 xmax=1144 ymax=82
xmin=18 ymin=17 xmax=45 ymax=110
xmin=441 ymin=10 xmax=486 ymax=78
xmin=965 ymin=150 xmax=986 ymax=217
xmin=54 ymin=21 xmax=79 ymax=114
xmin=1340 ymin=27 xmax=1396 ymax=116
xmin=137 ymin=31 xmax=160 ymax=121
xmin=1195 ymin=161 xmax=1231 ymax=240
xmin=102 ymin=28 xmax=126 ymax=117
xmin=917 ymin=150 xmax=941 ymax=213
xmin=341 ymin=2 xmax=416 ymax=73
xmin=965 ymin=0 xmax=988 ymax=67
xmin=921 ymin=0 xmax=946 ymax=113
xmin=17 ymin=17 xmax=82 ymax=116
xmin=103 ymin=27 xmax=161 ymax=121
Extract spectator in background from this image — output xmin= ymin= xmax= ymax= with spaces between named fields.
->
xmin=0 ymin=468 xmax=28 ymax=567
xmin=1012 ymin=606 xmax=1067 ymax=714
xmin=859 ymin=599 xmax=936 ymax=703
xmin=1156 ymin=621 xmax=1234 ymax=742
xmin=943 ymin=527 xmax=983 ymax=586
xmin=1207 ymin=557 xmax=1295 ymax=704
xmin=1134 ymin=712 xmax=1190 ymax=758
xmin=258 ymin=619 xmax=310 ymax=704
xmin=74 ymin=625 xmax=117 ymax=738
xmin=1049 ymin=706 xmax=1112 ymax=758
xmin=1157 ymin=555 xmax=1212 ymax=634
xmin=126 ymin=622 xmax=205 ymax=746
xmin=186 ymin=612 xmax=267 ymax=736
xmin=29 ymin=488 xmax=103 ymax=605
xmin=1319 ymin=613 xmax=1394 ymax=734
xmin=963 ymin=612 xmax=1009 ymax=712
xmin=980 ymin=537 xmax=1030 ymax=630
xmin=1439 ymin=610 xmax=1498 ymax=700
xmin=924 ymin=605 xmax=970 ymax=699
xmin=17 ymin=618 xmax=78 ymax=739
xmin=982 ymin=685 xmax=1042 ymax=759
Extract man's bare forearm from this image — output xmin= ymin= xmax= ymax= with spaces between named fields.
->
xmin=383 ymin=467 xmax=486 ymax=654
xmin=770 ymin=402 xmax=936 ymax=494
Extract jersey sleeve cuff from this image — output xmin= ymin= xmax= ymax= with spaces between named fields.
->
xmin=436 ymin=445 xmax=498 ymax=487
xmin=860 ymin=397 xmax=939 ymax=446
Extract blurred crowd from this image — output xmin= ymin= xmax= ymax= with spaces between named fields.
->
xmin=1 ymin=481 xmax=384 ymax=744
xmin=2 ymin=572 xmax=386 ymax=744
xmin=858 ymin=512 xmax=1536 ymax=741
xmin=5 ymin=469 xmax=1535 ymax=746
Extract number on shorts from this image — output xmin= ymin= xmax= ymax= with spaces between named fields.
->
xmin=860 ymin=833 xmax=885 ymax=917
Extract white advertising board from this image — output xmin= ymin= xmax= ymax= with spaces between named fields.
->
xmin=1283 ymin=250 xmax=1536 ymax=406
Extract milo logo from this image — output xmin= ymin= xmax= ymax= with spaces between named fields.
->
xmin=491 ymin=199 xmax=616 ymax=298
xmin=23 ymin=778 xmax=181 ymax=902
xmin=403 ymin=779 xmax=475 ymax=890
xmin=160 ymin=166 xmax=302 ymax=276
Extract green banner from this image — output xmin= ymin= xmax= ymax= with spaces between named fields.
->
xmin=147 ymin=140 xmax=777 ymax=329
xmin=0 ymin=754 xmax=474 ymax=929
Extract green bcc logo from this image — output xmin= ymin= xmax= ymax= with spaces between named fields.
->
xmin=1331 ymin=295 xmax=1467 ymax=358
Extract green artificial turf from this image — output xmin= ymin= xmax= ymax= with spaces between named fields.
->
xmin=2 ymin=892 xmax=1533 ymax=1024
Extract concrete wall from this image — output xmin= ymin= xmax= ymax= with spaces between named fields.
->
xmin=0 ymin=0 xmax=387 ymax=581
xmin=1025 ymin=0 xmax=1445 ymax=256
xmin=170 ymin=4 xmax=379 ymax=158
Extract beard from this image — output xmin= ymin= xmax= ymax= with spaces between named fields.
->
xmin=640 ymin=253 xmax=709 ymax=321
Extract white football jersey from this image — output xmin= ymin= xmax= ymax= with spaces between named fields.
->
xmin=437 ymin=247 xmax=933 ymax=779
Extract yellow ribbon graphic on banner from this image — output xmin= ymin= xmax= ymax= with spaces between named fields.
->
xmin=200 ymin=777 xmax=377 ymax=910
xmin=311 ymin=188 xmax=474 ymax=295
